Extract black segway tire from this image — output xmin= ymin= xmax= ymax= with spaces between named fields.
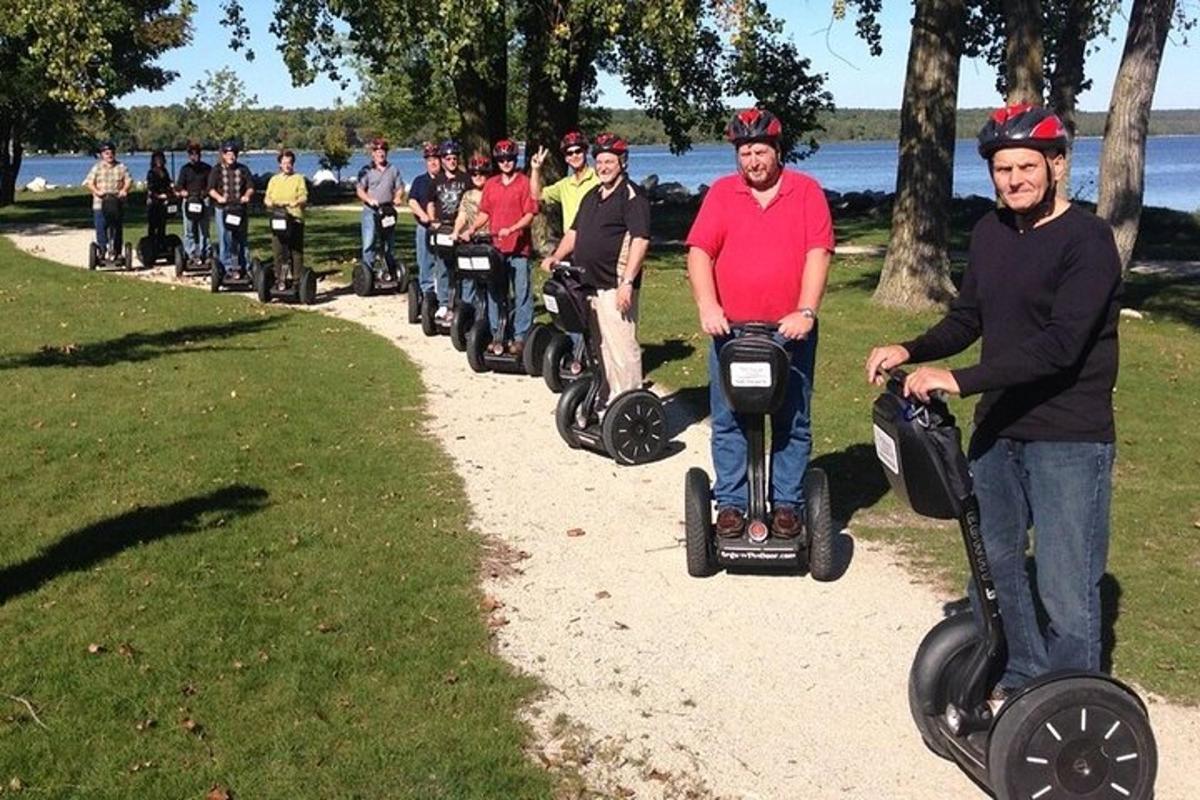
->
xmin=908 ymin=613 xmax=980 ymax=760
xmin=164 ymin=234 xmax=182 ymax=252
xmin=406 ymin=281 xmax=421 ymax=324
xmin=123 ymin=242 xmax=133 ymax=270
xmin=420 ymin=292 xmax=438 ymax=337
xmin=555 ymin=377 xmax=591 ymax=449
xmin=173 ymin=244 xmax=185 ymax=277
xmin=394 ymin=261 xmax=409 ymax=294
xmin=466 ymin=318 xmax=490 ymax=373
xmin=450 ymin=304 xmax=474 ymax=352
xmin=352 ymin=262 xmax=373 ymax=297
xmin=299 ymin=268 xmax=318 ymax=305
xmin=136 ymin=236 xmax=153 ymax=268
xmin=255 ymin=263 xmax=274 ymax=303
xmin=88 ymin=244 xmax=98 ymax=271
xmin=988 ymin=677 xmax=1156 ymax=800
xmin=523 ymin=324 xmax=552 ymax=377
xmin=803 ymin=468 xmax=837 ymax=581
xmin=685 ymin=467 xmax=717 ymax=577
xmin=601 ymin=390 xmax=667 ymax=466
xmin=209 ymin=259 xmax=222 ymax=293
xmin=542 ymin=332 xmax=572 ymax=393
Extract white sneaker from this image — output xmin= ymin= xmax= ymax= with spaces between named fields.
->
xmin=434 ymin=306 xmax=449 ymax=322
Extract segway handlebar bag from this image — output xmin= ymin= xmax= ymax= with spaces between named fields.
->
xmin=542 ymin=265 xmax=591 ymax=334
xmin=718 ymin=324 xmax=790 ymax=416
xmin=100 ymin=194 xmax=122 ymax=224
xmin=375 ymin=203 xmax=398 ymax=229
xmin=222 ymin=204 xmax=246 ymax=232
xmin=455 ymin=240 xmax=503 ymax=278
xmin=185 ymin=197 xmax=206 ymax=221
xmin=871 ymin=371 xmax=972 ymax=520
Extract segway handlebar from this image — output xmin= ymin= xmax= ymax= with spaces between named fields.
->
xmin=729 ymin=321 xmax=778 ymax=337
xmin=877 ymin=367 xmax=951 ymax=405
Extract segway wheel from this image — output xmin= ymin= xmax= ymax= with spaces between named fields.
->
xmin=88 ymin=244 xmax=98 ymax=271
xmin=466 ymin=318 xmax=491 ymax=373
xmin=352 ymin=262 xmax=373 ymax=297
xmin=908 ymin=613 xmax=980 ymax=760
xmin=394 ymin=262 xmax=409 ymax=294
xmin=988 ymin=677 xmax=1156 ymax=800
xmin=420 ymin=292 xmax=438 ymax=337
xmin=523 ymin=324 xmax=552 ymax=377
xmin=299 ymin=268 xmax=318 ymax=305
xmin=173 ymin=245 xmax=185 ymax=277
xmin=555 ymin=377 xmax=591 ymax=449
xmin=164 ymin=233 xmax=182 ymax=251
xmin=803 ymin=468 xmax=837 ymax=581
xmin=136 ymin=236 xmax=152 ymax=268
xmin=450 ymin=304 xmax=474 ymax=352
xmin=542 ymin=332 xmax=572 ymax=393
xmin=406 ymin=281 xmax=421 ymax=325
xmin=601 ymin=390 xmax=666 ymax=466
xmin=255 ymin=263 xmax=274 ymax=303
xmin=209 ymin=260 xmax=222 ymax=293
xmin=123 ymin=242 xmax=133 ymax=270
xmin=685 ymin=467 xmax=717 ymax=577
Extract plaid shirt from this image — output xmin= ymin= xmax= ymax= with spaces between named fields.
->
xmin=207 ymin=162 xmax=253 ymax=208
xmin=85 ymin=161 xmax=130 ymax=210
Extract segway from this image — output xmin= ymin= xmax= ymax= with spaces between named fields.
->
xmin=683 ymin=323 xmax=835 ymax=577
xmin=253 ymin=209 xmax=317 ymax=305
xmin=210 ymin=203 xmax=254 ymax=293
xmin=87 ymin=194 xmax=133 ymax=271
xmin=136 ymin=195 xmax=184 ymax=271
xmin=460 ymin=240 xmax=552 ymax=375
xmin=540 ymin=302 xmax=590 ymax=394
xmin=871 ymin=370 xmax=1156 ymax=800
xmin=418 ymin=225 xmax=458 ymax=338
xmin=547 ymin=263 xmax=665 ymax=465
xmin=352 ymin=203 xmax=410 ymax=296
xmin=178 ymin=196 xmax=212 ymax=277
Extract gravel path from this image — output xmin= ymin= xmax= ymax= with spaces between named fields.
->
xmin=7 ymin=224 xmax=1199 ymax=800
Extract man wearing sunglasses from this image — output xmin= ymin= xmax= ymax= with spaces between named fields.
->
xmin=530 ymin=131 xmax=598 ymax=232
xmin=356 ymin=138 xmax=406 ymax=278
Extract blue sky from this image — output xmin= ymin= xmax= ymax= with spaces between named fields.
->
xmin=121 ymin=0 xmax=1196 ymax=111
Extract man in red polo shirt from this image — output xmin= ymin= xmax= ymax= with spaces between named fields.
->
xmin=686 ymin=108 xmax=834 ymax=539
xmin=465 ymin=139 xmax=539 ymax=355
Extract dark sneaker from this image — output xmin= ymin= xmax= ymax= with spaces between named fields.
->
xmin=715 ymin=507 xmax=746 ymax=538
xmin=771 ymin=506 xmax=803 ymax=539
xmin=508 ymin=340 xmax=525 ymax=357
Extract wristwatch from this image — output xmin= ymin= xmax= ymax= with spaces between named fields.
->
xmin=798 ymin=307 xmax=817 ymax=320
xmin=620 ymin=277 xmax=635 ymax=287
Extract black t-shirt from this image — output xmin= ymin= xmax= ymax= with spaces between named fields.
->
xmin=431 ymin=170 xmax=468 ymax=222
xmin=146 ymin=169 xmax=173 ymax=197
xmin=902 ymin=205 xmax=1122 ymax=443
xmin=571 ymin=178 xmax=651 ymax=290
xmin=176 ymin=161 xmax=212 ymax=198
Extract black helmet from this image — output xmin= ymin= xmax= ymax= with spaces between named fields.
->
xmin=725 ymin=108 xmax=783 ymax=147
xmin=220 ymin=139 xmax=240 ymax=154
xmin=438 ymin=139 xmax=461 ymax=157
xmin=977 ymin=104 xmax=1069 ymax=159
xmin=98 ymin=140 xmax=116 ymax=153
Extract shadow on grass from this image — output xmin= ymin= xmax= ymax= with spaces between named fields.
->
xmin=643 ymin=338 xmax=696 ymax=374
xmin=811 ymin=443 xmax=891 ymax=529
xmin=0 ymin=316 xmax=283 ymax=370
xmin=1123 ymin=273 xmax=1200 ymax=329
xmin=0 ymin=484 xmax=269 ymax=604
xmin=660 ymin=385 xmax=708 ymax=439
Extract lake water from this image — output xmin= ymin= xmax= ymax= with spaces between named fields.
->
xmin=18 ymin=135 xmax=1200 ymax=212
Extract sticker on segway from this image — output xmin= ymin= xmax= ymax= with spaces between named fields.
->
xmin=380 ymin=215 xmax=396 ymax=229
xmin=544 ymin=294 xmax=559 ymax=313
xmin=271 ymin=218 xmax=289 ymax=231
xmin=434 ymin=233 xmax=455 ymax=247
xmin=729 ymin=361 xmax=772 ymax=388
xmin=225 ymin=213 xmax=243 ymax=227
xmin=187 ymin=202 xmax=203 ymax=214
xmin=457 ymin=256 xmax=490 ymax=272
xmin=873 ymin=424 xmax=899 ymax=475
xmin=167 ymin=204 xmax=179 ymax=215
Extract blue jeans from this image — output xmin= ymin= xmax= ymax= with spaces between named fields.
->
xmin=487 ymin=256 xmax=532 ymax=342
xmin=93 ymin=210 xmax=123 ymax=252
xmin=215 ymin=208 xmax=247 ymax=271
xmin=709 ymin=326 xmax=817 ymax=511
xmin=361 ymin=207 xmax=395 ymax=269
xmin=968 ymin=437 xmax=1115 ymax=689
xmin=416 ymin=224 xmax=434 ymax=293
xmin=182 ymin=208 xmax=210 ymax=259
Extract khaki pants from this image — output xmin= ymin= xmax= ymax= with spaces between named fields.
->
xmin=589 ymin=288 xmax=642 ymax=402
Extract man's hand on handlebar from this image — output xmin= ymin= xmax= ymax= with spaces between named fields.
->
xmin=902 ymin=367 xmax=960 ymax=404
xmin=539 ymin=255 xmax=558 ymax=273
xmin=865 ymin=344 xmax=911 ymax=386
xmin=777 ymin=310 xmax=814 ymax=341
xmin=699 ymin=302 xmax=730 ymax=337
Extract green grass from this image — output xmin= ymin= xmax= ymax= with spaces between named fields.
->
xmin=0 ymin=239 xmax=551 ymax=798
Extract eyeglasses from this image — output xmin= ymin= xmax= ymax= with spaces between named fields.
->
xmin=495 ymin=156 xmax=516 ymax=163
xmin=564 ymin=147 xmax=585 ymax=156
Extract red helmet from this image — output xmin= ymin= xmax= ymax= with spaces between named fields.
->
xmin=591 ymin=132 xmax=628 ymax=159
xmin=421 ymin=141 xmax=439 ymax=159
xmin=725 ymin=108 xmax=783 ymax=147
xmin=467 ymin=154 xmax=491 ymax=175
xmin=560 ymin=131 xmax=589 ymax=153
xmin=492 ymin=139 xmax=520 ymax=161
xmin=977 ymin=104 xmax=1070 ymax=159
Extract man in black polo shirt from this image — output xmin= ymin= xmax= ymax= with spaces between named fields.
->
xmin=865 ymin=104 xmax=1123 ymax=706
xmin=540 ymin=132 xmax=650 ymax=404
xmin=175 ymin=142 xmax=212 ymax=261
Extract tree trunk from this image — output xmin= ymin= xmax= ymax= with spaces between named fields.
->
xmin=521 ymin=1 xmax=593 ymax=175
xmin=0 ymin=118 xmax=24 ymax=206
xmin=1096 ymin=0 xmax=1175 ymax=273
xmin=452 ymin=3 xmax=509 ymax=155
xmin=873 ymin=0 xmax=964 ymax=311
xmin=1003 ymin=0 xmax=1045 ymax=105
xmin=1048 ymin=0 xmax=1092 ymax=195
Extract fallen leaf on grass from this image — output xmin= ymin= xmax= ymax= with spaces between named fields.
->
xmin=205 ymin=784 xmax=234 ymax=800
xmin=443 ymin=671 xmax=459 ymax=685
xmin=566 ymin=528 xmax=586 ymax=537
xmin=86 ymin=643 xmax=105 ymax=655
xmin=8 ymin=777 xmax=23 ymax=791
xmin=128 ymin=760 xmax=153 ymax=773
xmin=316 ymin=622 xmax=339 ymax=634
xmin=117 ymin=642 xmax=137 ymax=659
xmin=480 ymin=595 xmax=504 ymax=612
xmin=181 ymin=717 xmax=203 ymax=736
xmin=135 ymin=718 xmax=156 ymax=732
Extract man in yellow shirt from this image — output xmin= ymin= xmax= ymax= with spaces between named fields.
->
xmin=264 ymin=149 xmax=308 ymax=288
xmin=530 ymin=131 xmax=599 ymax=231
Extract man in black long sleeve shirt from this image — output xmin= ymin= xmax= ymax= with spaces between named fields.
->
xmin=865 ymin=105 xmax=1123 ymax=703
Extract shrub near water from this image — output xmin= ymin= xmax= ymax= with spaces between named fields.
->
xmin=0 ymin=240 xmax=549 ymax=798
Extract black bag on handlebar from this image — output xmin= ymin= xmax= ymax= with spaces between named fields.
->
xmin=184 ymin=197 xmax=206 ymax=221
xmin=543 ymin=268 xmax=592 ymax=334
xmin=871 ymin=376 xmax=972 ymax=520
xmin=222 ymin=204 xmax=247 ymax=233
xmin=100 ymin=194 xmax=122 ymax=224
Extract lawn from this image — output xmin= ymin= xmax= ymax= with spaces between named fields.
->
xmin=0 ymin=237 xmax=551 ymax=798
